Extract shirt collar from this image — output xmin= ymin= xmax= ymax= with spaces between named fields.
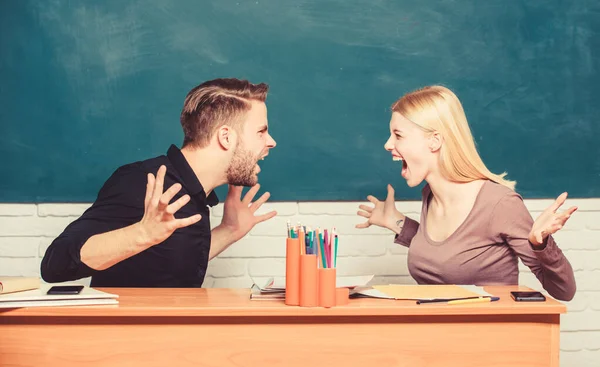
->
xmin=166 ymin=144 xmax=219 ymax=207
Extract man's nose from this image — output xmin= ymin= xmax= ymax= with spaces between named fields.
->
xmin=267 ymin=133 xmax=276 ymax=148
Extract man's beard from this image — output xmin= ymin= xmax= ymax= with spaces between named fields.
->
xmin=226 ymin=142 xmax=258 ymax=187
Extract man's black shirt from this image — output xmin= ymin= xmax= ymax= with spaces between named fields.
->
xmin=40 ymin=145 xmax=219 ymax=287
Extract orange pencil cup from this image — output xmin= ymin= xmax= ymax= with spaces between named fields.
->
xmin=318 ymin=268 xmax=336 ymax=308
xmin=335 ymin=287 xmax=349 ymax=306
xmin=285 ymin=238 xmax=300 ymax=306
xmin=299 ymin=254 xmax=318 ymax=307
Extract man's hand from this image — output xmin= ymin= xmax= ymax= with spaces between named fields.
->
xmin=219 ymin=184 xmax=277 ymax=241
xmin=79 ymin=165 xmax=202 ymax=271
xmin=138 ymin=165 xmax=202 ymax=247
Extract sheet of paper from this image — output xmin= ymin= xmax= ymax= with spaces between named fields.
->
xmin=372 ymin=284 xmax=491 ymax=300
xmin=349 ymin=286 xmax=395 ymax=299
xmin=0 ymin=284 xmax=119 ymax=303
xmin=458 ymin=285 xmax=494 ymax=297
xmin=0 ymin=276 xmax=40 ymax=294
xmin=249 ymin=277 xmax=277 ymax=292
xmin=0 ymin=298 xmax=118 ymax=308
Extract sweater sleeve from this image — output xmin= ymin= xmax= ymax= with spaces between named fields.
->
xmin=489 ymin=192 xmax=576 ymax=301
xmin=40 ymin=165 xmax=147 ymax=283
xmin=393 ymin=217 xmax=420 ymax=248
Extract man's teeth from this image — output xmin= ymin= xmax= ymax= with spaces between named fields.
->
xmin=393 ymin=157 xmax=402 ymax=161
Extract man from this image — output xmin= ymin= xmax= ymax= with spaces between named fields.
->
xmin=40 ymin=78 xmax=277 ymax=287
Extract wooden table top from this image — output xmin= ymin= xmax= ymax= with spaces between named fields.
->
xmin=0 ymin=285 xmax=566 ymax=319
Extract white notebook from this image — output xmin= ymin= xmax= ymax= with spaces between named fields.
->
xmin=0 ymin=284 xmax=119 ymax=308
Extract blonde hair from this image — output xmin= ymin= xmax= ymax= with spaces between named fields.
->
xmin=391 ymin=85 xmax=515 ymax=190
xmin=180 ymin=78 xmax=269 ymax=148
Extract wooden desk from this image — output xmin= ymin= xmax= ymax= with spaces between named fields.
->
xmin=0 ymin=286 xmax=565 ymax=367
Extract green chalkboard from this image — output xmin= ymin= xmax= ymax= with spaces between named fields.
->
xmin=1 ymin=0 xmax=599 ymax=202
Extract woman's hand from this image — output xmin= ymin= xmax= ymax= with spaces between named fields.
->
xmin=529 ymin=192 xmax=577 ymax=247
xmin=356 ymin=184 xmax=406 ymax=234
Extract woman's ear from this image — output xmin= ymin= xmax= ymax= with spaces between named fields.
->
xmin=429 ymin=131 xmax=443 ymax=152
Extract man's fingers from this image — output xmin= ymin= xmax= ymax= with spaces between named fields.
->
xmin=152 ymin=165 xmax=167 ymax=204
xmin=355 ymin=221 xmax=371 ymax=229
xmin=357 ymin=210 xmax=370 ymax=219
xmin=227 ymin=185 xmax=243 ymax=199
xmin=243 ymin=184 xmax=261 ymax=206
xmin=166 ymin=194 xmax=190 ymax=215
xmin=550 ymin=192 xmax=568 ymax=212
xmin=249 ymin=191 xmax=270 ymax=212
xmin=254 ymin=210 xmax=277 ymax=224
xmin=159 ymin=183 xmax=182 ymax=210
xmin=174 ymin=214 xmax=202 ymax=229
xmin=144 ymin=173 xmax=155 ymax=209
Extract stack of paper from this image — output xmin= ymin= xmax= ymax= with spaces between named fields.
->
xmin=350 ymin=284 xmax=496 ymax=302
xmin=250 ymin=275 xmax=374 ymax=300
xmin=250 ymin=284 xmax=285 ymax=300
xmin=0 ymin=284 xmax=119 ymax=308
xmin=0 ymin=276 xmax=41 ymax=294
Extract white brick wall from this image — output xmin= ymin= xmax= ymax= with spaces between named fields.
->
xmin=1 ymin=199 xmax=599 ymax=366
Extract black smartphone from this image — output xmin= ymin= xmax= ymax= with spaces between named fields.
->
xmin=510 ymin=291 xmax=546 ymax=302
xmin=47 ymin=285 xmax=84 ymax=295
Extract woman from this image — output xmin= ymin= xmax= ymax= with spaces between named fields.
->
xmin=356 ymin=85 xmax=576 ymax=301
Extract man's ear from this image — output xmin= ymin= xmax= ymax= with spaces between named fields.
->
xmin=429 ymin=131 xmax=443 ymax=152
xmin=216 ymin=125 xmax=237 ymax=150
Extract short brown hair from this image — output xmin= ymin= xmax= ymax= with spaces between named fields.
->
xmin=180 ymin=78 xmax=269 ymax=148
